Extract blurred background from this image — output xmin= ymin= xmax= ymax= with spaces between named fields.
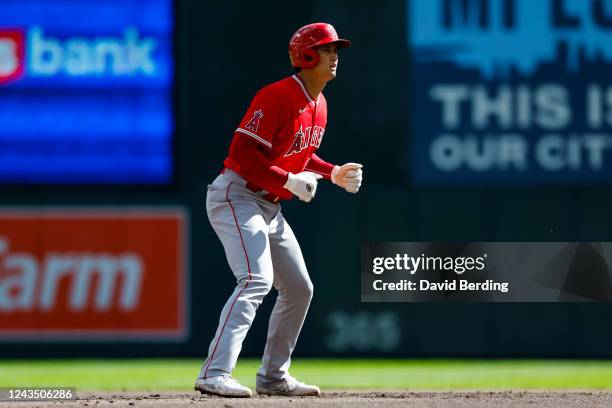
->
xmin=1 ymin=0 xmax=612 ymax=360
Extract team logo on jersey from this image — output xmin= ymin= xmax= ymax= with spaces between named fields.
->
xmin=0 ymin=29 xmax=25 ymax=85
xmin=284 ymin=124 xmax=325 ymax=157
xmin=245 ymin=109 xmax=263 ymax=132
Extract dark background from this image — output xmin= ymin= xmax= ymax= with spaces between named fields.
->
xmin=3 ymin=0 xmax=612 ymax=358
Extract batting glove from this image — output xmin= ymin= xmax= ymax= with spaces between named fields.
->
xmin=284 ymin=171 xmax=323 ymax=202
xmin=331 ymin=163 xmax=363 ymax=193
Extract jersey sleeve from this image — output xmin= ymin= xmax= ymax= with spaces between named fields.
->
xmin=235 ymin=87 xmax=282 ymax=149
xmin=224 ymin=136 xmax=292 ymax=199
xmin=305 ymin=153 xmax=335 ymax=180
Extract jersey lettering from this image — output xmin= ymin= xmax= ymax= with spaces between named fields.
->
xmin=245 ymin=109 xmax=263 ymax=132
xmin=284 ymin=125 xmax=325 ymax=157
xmin=285 ymin=125 xmax=304 ymax=157
xmin=311 ymin=126 xmax=324 ymax=148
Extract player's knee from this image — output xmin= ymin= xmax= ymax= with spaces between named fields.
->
xmin=247 ymin=277 xmax=273 ymax=298
xmin=290 ymin=277 xmax=313 ymax=301
xmin=305 ymin=279 xmax=314 ymax=300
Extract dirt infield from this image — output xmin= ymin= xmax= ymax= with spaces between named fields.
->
xmin=4 ymin=391 xmax=612 ymax=407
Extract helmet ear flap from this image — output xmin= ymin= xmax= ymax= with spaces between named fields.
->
xmin=299 ymin=47 xmax=320 ymax=69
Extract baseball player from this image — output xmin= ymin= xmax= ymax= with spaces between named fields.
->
xmin=195 ymin=22 xmax=363 ymax=398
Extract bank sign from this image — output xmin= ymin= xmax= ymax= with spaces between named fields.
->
xmin=410 ymin=0 xmax=612 ymax=185
xmin=0 ymin=0 xmax=173 ymax=184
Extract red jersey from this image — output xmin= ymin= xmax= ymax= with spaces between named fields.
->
xmin=224 ymin=75 xmax=335 ymax=200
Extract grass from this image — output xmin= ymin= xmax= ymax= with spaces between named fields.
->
xmin=1 ymin=359 xmax=612 ymax=391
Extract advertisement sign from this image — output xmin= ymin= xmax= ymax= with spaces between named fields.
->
xmin=410 ymin=0 xmax=612 ymax=184
xmin=0 ymin=0 xmax=174 ymax=184
xmin=0 ymin=208 xmax=187 ymax=341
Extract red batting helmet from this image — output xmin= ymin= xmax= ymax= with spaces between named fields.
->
xmin=289 ymin=23 xmax=351 ymax=69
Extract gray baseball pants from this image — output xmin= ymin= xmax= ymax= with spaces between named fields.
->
xmin=198 ymin=169 xmax=313 ymax=386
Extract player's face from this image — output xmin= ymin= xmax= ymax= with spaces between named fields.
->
xmin=314 ymin=43 xmax=339 ymax=81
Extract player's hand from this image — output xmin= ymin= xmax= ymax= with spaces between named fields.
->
xmin=331 ymin=163 xmax=363 ymax=193
xmin=284 ymin=171 xmax=323 ymax=202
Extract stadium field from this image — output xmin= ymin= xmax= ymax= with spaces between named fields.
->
xmin=2 ymin=359 xmax=612 ymax=407
xmin=3 ymin=358 xmax=612 ymax=390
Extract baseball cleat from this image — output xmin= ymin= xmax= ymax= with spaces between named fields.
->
xmin=194 ymin=374 xmax=253 ymax=398
xmin=256 ymin=375 xmax=321 ymax=397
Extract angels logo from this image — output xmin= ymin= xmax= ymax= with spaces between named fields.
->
xmin=245 ymin=109 xmax=263 ymax=132
xmin=284 ymin=124 xmax=325 ymax=157
xmin=0 ymin=29 xmax=25 ymax=85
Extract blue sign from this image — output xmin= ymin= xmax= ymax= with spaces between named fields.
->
xmin=0 ymin=0 xmax=173 ymax=184
xmin=409 ymin=0 xmax=612 ymax=185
